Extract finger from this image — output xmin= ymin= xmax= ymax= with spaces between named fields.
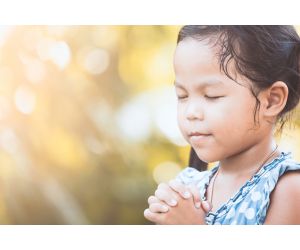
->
xmin=157 ymin=182 xmax=169 ymax=191
xmin=148 ymin=195 xmax=170 ymax=209
xmin=149 ymin=203 xmax=169 ymax=213
xmin=168 ymin=179 xmax=191 ymax=199
xmin=148 ymin=195 xmax=160 ymax=205
xmin=144 ymin=209 xmax=163 ymax=224
xmin=155 ymin=188 xmax=178 ymax=207
xmin=187 ymin=184 xmax=201 ymax=209
xmin=201 ymin=200 xmax=212 ymax=213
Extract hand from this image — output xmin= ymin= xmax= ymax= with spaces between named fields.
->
xmin=144 ymin=180 xmax=212 ymax=224
xmin=144 ymin=199 xmax=206 ymax=224
xmin=147 ymin=179 xmax=212 ymax=212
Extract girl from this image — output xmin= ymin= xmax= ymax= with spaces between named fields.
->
xmin=144 ymin=25 xmax=300 ymax=225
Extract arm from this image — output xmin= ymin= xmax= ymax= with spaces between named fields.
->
xmin=264 ymin=171 xmax=300 ymax=224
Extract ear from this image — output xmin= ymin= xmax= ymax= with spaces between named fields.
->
xmin=260 ymin=81 xmax=289 ymax=119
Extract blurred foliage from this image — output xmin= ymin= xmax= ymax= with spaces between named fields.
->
xmin=0 ymin=26 xmax=299 ymax=224
xmin=0 ymin=26 xmax=189 ymax=224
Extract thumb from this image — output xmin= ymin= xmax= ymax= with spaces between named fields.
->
xmin=201 ymin=200 xmax=212 ymax=213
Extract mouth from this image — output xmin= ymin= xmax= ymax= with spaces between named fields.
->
xmin=188 ymin=132 xmax=211 ymax=137
xmin=188 ymin=132 xmax=212 ymax=144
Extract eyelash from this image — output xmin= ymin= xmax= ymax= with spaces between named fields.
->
xmin=177 ymin=95 xmax=224 ymax=100
xmin=204 ymin=95 xmax=224 ymax=100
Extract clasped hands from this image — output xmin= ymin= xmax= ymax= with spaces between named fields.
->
xmin=144 ymin=179 xmax=212 ymax=224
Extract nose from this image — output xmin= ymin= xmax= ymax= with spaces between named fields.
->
xmin=185 ymin=99 xmax=204 ymax=121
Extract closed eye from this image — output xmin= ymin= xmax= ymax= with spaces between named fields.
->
xmin=177 ymin=95 xmax=188 ymax=100
xmin=204 ymin=95 xmax=225 ymax=100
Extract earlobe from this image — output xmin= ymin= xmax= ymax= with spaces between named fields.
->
xmin=264 ymin=81 xmax=289 ymax=117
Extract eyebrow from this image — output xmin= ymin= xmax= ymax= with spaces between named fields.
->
xmin=174 ymin=80 xmax=224 ymax=89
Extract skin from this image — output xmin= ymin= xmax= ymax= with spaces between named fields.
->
xmin=144 ymin=38 xmax=300 ymax=225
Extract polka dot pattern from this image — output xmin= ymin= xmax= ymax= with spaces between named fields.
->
xmin=251 ymin=191 xmax=262 ymax=202
xmin=175 ymin=151 xmax=300 ymax=225
xmin=238 ymin=202 xmax=248 ymax=213
xmin=227 ymin=207 xmax=236 ymax=219
xmin=245 ymin=208 xmax=255 ymax=220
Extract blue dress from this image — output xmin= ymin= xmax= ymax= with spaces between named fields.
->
xmin=175 ymin=151 xmax=300 ymax=225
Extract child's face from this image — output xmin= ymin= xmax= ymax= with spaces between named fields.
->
xmin=174 ymin=39 xmax=269 ymax=163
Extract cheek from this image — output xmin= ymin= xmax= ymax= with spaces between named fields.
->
xmin=211 ymin=98 xmax=256 ymax=136
xmin=177 ymin=104 xmax=191 ymax=143
xmin=177 ymin=105 xmax=186 ymax=132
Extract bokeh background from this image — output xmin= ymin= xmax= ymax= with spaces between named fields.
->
xmin=0 ymin=25 xmax=300 ymax=224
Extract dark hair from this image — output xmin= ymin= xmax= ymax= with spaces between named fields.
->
xmin=178 ymin=25 xmax=300 ymax=170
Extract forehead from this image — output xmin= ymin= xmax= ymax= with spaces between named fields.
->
xmin=174 ymin=38 xmax=219 ymax=68
xmin=174 ymin=39 xmax=221 ymax=81
xmin=174 ymin=78 xmax=225 ymax=90
xmin=173 ymin=39 xmax=251 ymax=90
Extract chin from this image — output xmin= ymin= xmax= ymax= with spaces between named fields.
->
xmin=193 ymin=147 xmax=221 ymax=163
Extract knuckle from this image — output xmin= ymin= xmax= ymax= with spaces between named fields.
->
xmin=143 ymin=209 xmax=150 ymax=219
xmin=178 ymin=180 xmax=185 ymax=187
xmin=169 ymin=181 xmax=181 ymax=193
xmin=180 ymin=186 xmax=191 ymax=199
xmin=158 ymin=182 xmax=167 ymax=190
xmin=148 ymin=195 xmax=156 ymax=204
xmin=170 ymin=179 xmax=180 ymax=187
xmin=144 ymin=209 xmax=154 ymax=220
xmin=154 ymin=189 xmax=161 ymax=197
xmin=149 ymin=203 xmax=156 ymax=212
xmin=168 ymin=179 xmax=176 ymax=187
xmin=144 ymin=209 xmax=158 ymax=223
xmin=155 ymin=189 xmax=166 ymax=200
xmin=149 ymin=203 xmax=167 ymax=213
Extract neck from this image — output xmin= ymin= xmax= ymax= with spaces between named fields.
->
xmin=218 ymin=136 xmax=280 ymax=177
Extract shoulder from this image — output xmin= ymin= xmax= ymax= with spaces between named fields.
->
xmin=272 ymin=170 xmax=300 ymax=198
xmin=264 ymin=170 xmax=300 ymax=224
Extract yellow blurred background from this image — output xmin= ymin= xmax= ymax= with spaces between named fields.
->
xmin=0 ymin=26 xmax=299 ymax=224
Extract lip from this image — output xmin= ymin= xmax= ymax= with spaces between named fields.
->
xmin=188 ymin=132 xmax=211 ymax=144
xmin=188 ymin=132 xmax=211 ymax=137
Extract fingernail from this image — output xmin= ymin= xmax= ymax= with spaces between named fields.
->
xmin=183 ymin=191 xmax=191 ymax=199
xmin=170 ymin=199 xmax=177 ymax=206
xmin=162 ymin=205 xmax=169 ymax=212
xmin=195 ymin=202 xmax=201 ymax=208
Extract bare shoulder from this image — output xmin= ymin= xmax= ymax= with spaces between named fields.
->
xmin=274 ymin=170 xmax=300 ymax=189
xmin=264 ymin=170 xmax=300 ymax=224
